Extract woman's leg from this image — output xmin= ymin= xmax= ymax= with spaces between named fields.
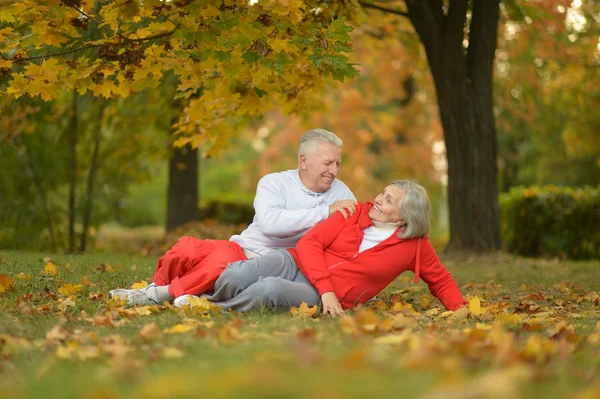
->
xmin=205 ymin=250 xmax=299 ymax=303
xmin=209 ymin=273 xmax=320 ymax=312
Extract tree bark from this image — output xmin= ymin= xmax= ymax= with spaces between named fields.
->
xmin=80 ymin=99 xmax=106 ymax=252
xmin=406 ymin=0 xmax=502 ymax=251
xmin=166 ymin=140 xmax=200 ymax=231
xmin=67 ymin=91 xmax=78 ymax=253
xmin=21 ymin=138 xmax=57 ymax=252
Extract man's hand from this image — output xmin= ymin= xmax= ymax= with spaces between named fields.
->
xmin=329 ymin=200 xmax=358 ymax=220
xmin=321 ymin=291 xmax=344 ymax=316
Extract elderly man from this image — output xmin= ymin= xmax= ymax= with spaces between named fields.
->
xmin=110 ymin=128 xmax=356 ymax=306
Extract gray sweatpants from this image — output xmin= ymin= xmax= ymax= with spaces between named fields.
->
xmin=203 ymin=250 xmax=320 ymax=312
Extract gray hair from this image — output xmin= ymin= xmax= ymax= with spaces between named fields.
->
xmin=297 ymin=128 xmax=343 ymax=163
xmin=389 ymin=180 xmax=431 ymax=239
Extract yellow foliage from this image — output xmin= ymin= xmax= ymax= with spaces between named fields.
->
xmin=290 ymin=302 xmax=318 ymax=318
xmin=16 ymin=272 xmax=32 ymax=281
xmin=164 ymin=324 xmax=194 ymax=334
xmin=44 ymin=261 xmax=58 ymax=276
xmin=58 ymin=283 xmax=83 ymax=297
xmin=0 ymin=275 xmax=15 ymax=293
xmin=131 ymin=281 xmax=149 ymax=290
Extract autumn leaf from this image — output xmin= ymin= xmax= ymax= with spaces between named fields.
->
xmin=161 ymin=347 xmax=184 ymax=359
xmin=139 ymin=322 xmax=161 ymax=341
xmin=81 ymin=275 xmax=90 ymax=286
xmin=16 ymin=272 xmax=32 ymax=281
xmin=164 ymin=324 xmax=194 ymax=334
xmin=58 ymin=283 xmax=83 ymax=297
xmin=290 ymin=302 xmax=318 ymax=318
xmin=0 ymin=275 xmax=15 ymax=293
xmin=44 ymin=261 xmax=58 ymax=276
xmin=131 ymin=280 xmax=149 ymax=289
xmin=468 ymin=296 xmax=488 ymax=316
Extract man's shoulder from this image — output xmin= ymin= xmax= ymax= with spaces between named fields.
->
xmin=329 ymin=178 xmax=354 ymax=198
xmin=258 ymin=170 xmax=296 ymax=186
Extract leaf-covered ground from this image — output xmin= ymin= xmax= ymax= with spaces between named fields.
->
xmin=0 ymin=250 xmax=598 ymax=399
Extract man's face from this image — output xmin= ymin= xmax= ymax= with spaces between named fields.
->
xmin=299 ymin=142 xmax=342 ymax=193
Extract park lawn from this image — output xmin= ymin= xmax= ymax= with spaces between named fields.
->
xmin=0 ymin=250 xmax=599 ymax=399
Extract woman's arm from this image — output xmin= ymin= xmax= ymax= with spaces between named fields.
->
xmin=415 ymin=239 xmax=467 ymax=311
xmin=295 ymin=206 xmax=357 ymax=295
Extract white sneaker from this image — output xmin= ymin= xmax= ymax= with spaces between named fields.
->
xmin=109 ymin=283 xmax=158 ymax=306
xmin=173 ymin=294 xmax=201 ymax=308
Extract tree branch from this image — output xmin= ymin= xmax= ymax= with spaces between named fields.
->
xmin=9 ymin=30 xmax=176 ymax=62
xmin=405 ymin=0 xmax=444 ymax=77
xmin=359 ymin=1 xmax=409 ymax=17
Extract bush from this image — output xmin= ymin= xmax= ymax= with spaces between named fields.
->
xmin=500 ymin=185 xmax=600 ymax=259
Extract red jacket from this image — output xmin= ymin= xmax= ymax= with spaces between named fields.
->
xmin=288 ymin=202 xmax=466 ymax=311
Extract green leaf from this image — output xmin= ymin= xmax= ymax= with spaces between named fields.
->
xmin=324 ymin=17 xmax=353 ymax=42
xmin=254 ymin=87 xmax=267 ymax=97
xmin=212 ymin=51 xmax=231 ymax=62
xmin=242 ymin=51 xmax=261 ymax=65
xmin=260 ymin=53 xmax=292 ymax=75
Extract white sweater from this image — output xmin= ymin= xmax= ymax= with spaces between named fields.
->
xmin=358 ymin=221 xmax=399 ymax=253
xmin=229 ymin=169 xmax=355 ymax=255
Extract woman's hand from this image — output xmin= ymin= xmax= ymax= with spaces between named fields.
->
xmin=321 ymin=291 xmax=344 ymax=316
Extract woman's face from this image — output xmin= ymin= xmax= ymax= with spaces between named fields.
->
xmin=369 ymin=184 xmax=405 ymax=226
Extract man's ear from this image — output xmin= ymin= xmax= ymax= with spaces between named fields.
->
xmin=299 ymin=154 xmax=308 ymax=169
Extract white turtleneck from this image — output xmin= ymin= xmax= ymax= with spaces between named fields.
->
xmin=358 ymin=221 xmax=398 ymax=253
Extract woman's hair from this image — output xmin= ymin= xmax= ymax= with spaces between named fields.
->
xmin=297 ymin=128 xmax=343 ymax=163
xmin=389 ymin=180 xmax=431 ymax=239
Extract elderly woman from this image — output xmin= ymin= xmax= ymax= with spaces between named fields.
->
xmin=174 ymin=180 xmax=466 ymax=314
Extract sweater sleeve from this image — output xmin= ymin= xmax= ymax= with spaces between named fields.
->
xmin=415 ymin=238 xmax=467 ymax=311
xmin=254 ymin=174 xmax=330 ymax=238
xmin=294 ymin=210 xmax=350 ymax=295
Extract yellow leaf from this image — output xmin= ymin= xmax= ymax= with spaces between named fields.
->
xmin=81 ymin=275 xmax=90 ymax=286
xmin=131 ymin=280 xmax=149 ymax=290
xmin=201 ymin=6 xmax=220 ymax=18
xmin=131 ymin=306 xmax=153 ymax=316
xmin=0 ymin=275 xmax=15 ymax=293
xmin=0 ymin=334 xmax=33 ymax=356
xmin=164 ymin=324 xmax=194 ymax=334
xmin=162 ymin=347 xmax=184 ymax=359
xmin=58 ymin=283 xmax=82 ymax=297
xmin=269 ymin=39 xmax=289 ymax=53
xmin=468 ymin=296 xmax=488 ymax=316
xmin=0 ymin=59 xmax=12 ymax=69
xmin=494 ymin=313 xmax=524 ymax=327
xmin=16 ymin=272 xmax=32 ymax=281
xmin=290 ymin=302 xmax=318 ymax=318
xmin=106 ymin=263 xmax=115 ymax=273
xmin=139 ymin=322 xmax=161 ymax=341
xmin=353 ymin=308 xmax=381 ymax=332
xmin=44 ymin=261 xmax=58 ymax=276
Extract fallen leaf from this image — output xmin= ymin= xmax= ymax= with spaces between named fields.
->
xmin=164 ymin=324 xmax=194 ymax=334
xmin=46 ymin=325 xmax=69 ymax=343
xmin=162 ymin=347 xmax=184 ymax=359
xmin=131 ymin=280 xmax=149 ymax=289
xmin=290 ymin=302 xmax=318 ymax=318
xmin=81 ymin=275 xmax=91 ymax=286
xmin=16 ymin=272 xmax=32 ymax=281
xmin=469 ymin=296 xmax=488 ymax=316
xmin=0 ymin=274 xmax=15 ymax=293
xmin=353 ymin=308 xmax=381 ymax=333
xmin=58 ymin=283 xmax=83 ymax=297
xmin=139 ymin=322 xmax=161 ymax=341
xmin=44 ymin=262 xmax=58 ymax=276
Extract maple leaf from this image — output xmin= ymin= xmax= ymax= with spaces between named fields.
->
xmin=0 ymin=275 xmax=15 ymax=293
xmin=131 ymin=280 xmax=149 ymax=289
xmin=164 ymin=324 xmax=194 ymax=334
xmin=290 ymin=302 xmax=318 ymax=318
xmin=58 ymin=283 xmax=82 ymax=297
xmin=468 ymin=296 xmax=489 ymax=316
xmin=44 ymin=261 xmax=58 ymax=276
xmin=16 ymin=272 xmax=32 ymax=281
xmin=139 ymin=322 xmax=161 ymax=341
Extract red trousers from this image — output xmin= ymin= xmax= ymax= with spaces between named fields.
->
xmin=153 ymin=236 xmax=247 ymax=298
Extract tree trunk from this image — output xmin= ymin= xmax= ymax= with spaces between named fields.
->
xmin=21 ymin=138 xmax=57 ymax=252
xmin=67 ymin=91 xmax=78 ymax=253
xmin=166 ymin=141 xmax=200 ymax=231
xmin=80 ymin=100 xmax=106 ymax=252
xmin=406 ymin=0 xmax=502 ymax=252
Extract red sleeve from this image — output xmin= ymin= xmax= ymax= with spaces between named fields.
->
xmin=294 ymin=208 xmax=353 ymax=295
xmin=416 ymin=238 xmax=467 ymax=311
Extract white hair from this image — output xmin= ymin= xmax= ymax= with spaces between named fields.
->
xmin=389 ymin=180 xmax=431 ymax=239
xmin=297 ymin=128 xmax=343 ymax=163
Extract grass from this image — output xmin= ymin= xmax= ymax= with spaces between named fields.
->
xmin=0 ymin=249 xmax=599 ymax=399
